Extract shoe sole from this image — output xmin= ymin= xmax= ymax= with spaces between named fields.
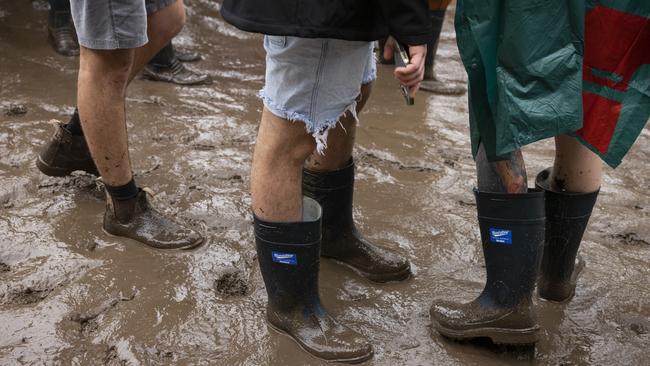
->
xmin=433 ymin=321 xmax=539 ymax=345
xmin=36 ymin=156 xmax=98 ymax=177
xmin=419 ymin=80 xmax=466 ymax=95
xmin=102 ymin=228 xmax=205 ymax=251
xmin=266 ymin=321 xmax=374 ymax=364
xmin=142 ymin=70 xmax=210 ymax=86
xmin=324 ymin=256 xmax=411 ymax=284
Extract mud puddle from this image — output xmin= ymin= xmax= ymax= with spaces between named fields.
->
xmin=1 ymin=1 xmax=649 ymax=365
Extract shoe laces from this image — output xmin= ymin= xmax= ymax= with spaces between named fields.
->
xmin=170 ymin=59 xmax=186 ymax=75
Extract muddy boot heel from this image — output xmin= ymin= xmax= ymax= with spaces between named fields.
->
xmin=303 ymin=160 xmax=410 ymax=283
xmin=36 ymin=121 xmax=98 ymax=177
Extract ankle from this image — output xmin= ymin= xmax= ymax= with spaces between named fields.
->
xmin=105 ymin=178 xmax=138 ymax=200
xmin=64 ymin=108 xmax=84 ymax=136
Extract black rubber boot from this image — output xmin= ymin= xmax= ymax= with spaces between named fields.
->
xmin=303 ymin=161 xmax=411 ymax=283
xmin=430 ymin=189 xmax=545 ymax=345
xmin=535 ymin=168 xmax=599 ymax=303
xmin=255 ymin=197 xmax=373 ymax=364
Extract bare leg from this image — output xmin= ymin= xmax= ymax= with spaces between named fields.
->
xmin=476 ymin=143 xmax=528 ymax=193
xmin=76 ymin=0 xmax=186 ymax=186
xmin=550 ymin=135 xmax=602 ymax=192
xmin=251 ymin=109 xmax=316 ymax=221
xmin=305 ymin=83 xmax=372 ymax=171
xmin=129 ymin=0 xmax=185 ymax=83
xmin=77 ymin=48 xmax=135 ymax=186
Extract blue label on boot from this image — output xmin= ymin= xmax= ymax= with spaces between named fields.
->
xmin=489 ymin=228 xmax=512 ymax=244
xmin=272 ymin=251 xmax=297 ymax=265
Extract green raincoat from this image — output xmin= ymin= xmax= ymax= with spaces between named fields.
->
xmin=455 ymin=0 xmax=650 ymax=167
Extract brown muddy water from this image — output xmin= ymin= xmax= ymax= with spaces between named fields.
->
xmin=1 ymin=1 xmax=649 ymax=365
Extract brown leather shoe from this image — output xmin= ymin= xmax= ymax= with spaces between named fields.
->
xmin=103 ymin=189 xmax=204 ymax=250
xmin=47 ymin=23 xmax=79 ymax=57
xmin=142 ymin=59 xmax=210 ymax=86
xmin=36 ymin=122 xmax=98 ymax=177
xmin=303 ymin=161 xmax=411 ymax=283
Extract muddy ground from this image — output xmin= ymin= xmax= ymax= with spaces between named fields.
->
xmin=1 ymin=1 xmax=649 ymax=365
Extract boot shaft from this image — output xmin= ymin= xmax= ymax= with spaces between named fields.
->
xmin=254 ymin=197 xmax=323 ymax=311
xmin=536 ymin=168 xmax=599 ymax=285
xmin=475 ymin=189 xmax=545 ymax=307
xmin=302 ymin=160 xmax=355 ymax=233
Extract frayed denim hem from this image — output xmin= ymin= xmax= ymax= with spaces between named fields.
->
xmin=259 ymin=89 xmax=359 ymax=155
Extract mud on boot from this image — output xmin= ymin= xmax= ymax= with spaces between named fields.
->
xmin=303 ymin=160 xmax=411 ymax=283
xmin=36 ymin=121 xmax=98 ymax=177
xmin=142 ymin=59 xmax=210 ymax=86
xmin=103 ymin=188 xmax=204 ymax=250
xmin=536 ymin=168 xmax=599 ymax=303
xmin=255 ymin=197 xmax=373 ymax=364
xmin=430 ymin=189 xmax=545 ymax=345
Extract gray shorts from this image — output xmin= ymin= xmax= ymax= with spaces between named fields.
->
xmin=70 ymin=0 xmax=177 ymax=50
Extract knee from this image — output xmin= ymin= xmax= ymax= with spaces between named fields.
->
xmin=80 ymin=48 xmax=134 ymax=88
xmin=106 ymin=60 xmax=133 ymax=87
xmin=284 ymin=134 xmax=317 ymax=166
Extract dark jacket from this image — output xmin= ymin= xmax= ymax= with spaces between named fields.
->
xmin=220 ymin=0 xmax=433 ymax=45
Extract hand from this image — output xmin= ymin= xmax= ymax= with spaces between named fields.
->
xmin=383 ymin=36 xmax=427 ymax=97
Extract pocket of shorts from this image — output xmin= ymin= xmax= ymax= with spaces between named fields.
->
xmin=267 ymin=35 xmax=287 ymax=49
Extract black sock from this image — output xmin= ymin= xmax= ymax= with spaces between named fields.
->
xmin=64 ymin=108 xmax=84 ymax=136
xmin=148 ymin=42 xmax=176 ymax=68
xmin=105 ymin=178 xmax=139 ymax=201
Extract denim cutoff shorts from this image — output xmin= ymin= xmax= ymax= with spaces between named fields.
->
xmin=261 ymin=36 xmax=377 ymax=153
xmin=70 ymin=0 xmax=177 ymax=50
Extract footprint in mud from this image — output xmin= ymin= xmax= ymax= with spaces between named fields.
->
xmin=4 ymin=103 xmax=28 ymax=116
xmin=214 ymin=269 xmax=250 ymax=297
xmin=3 ymin=287 xmax=54 ymax=306
xmin=68 ymin=292 xmax=137 ymax=336
xmin=609 ymin=232 xmax=649 ymax=246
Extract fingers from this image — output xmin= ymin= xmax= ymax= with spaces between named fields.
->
xmin=383 ymin=36 xmax=396 ymax=62
xmin=393 ymin=44 xmax=426 ymax=93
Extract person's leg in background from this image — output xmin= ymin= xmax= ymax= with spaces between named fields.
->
xmin=419 ymin=0 xmax=465 ymax=95
xmin=302 ymin=80 xmax=412 ymax=283
xmin=430 ymin=144 xmax=545 ymax=345
xmin=536 ymin=135 xmax=601 ymax=302
xmin=41 ymin=0 xmax=202 ymax=249
xmin=143 ymin=41 xmax=209 ymax=85
xmin=37 ymin=0 xmax=187 ymax=177
xmin=47 ymin=0 xmax=79 ymax=56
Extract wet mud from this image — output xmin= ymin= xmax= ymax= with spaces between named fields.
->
xmin=1 ymin=1 xmax=649 ymax=365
